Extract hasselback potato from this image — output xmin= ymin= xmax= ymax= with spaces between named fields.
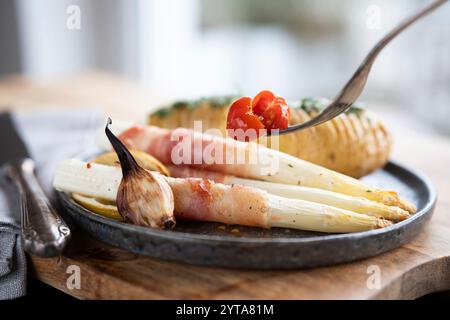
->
xmin=148 ymin=96 xmax=392 ymax=178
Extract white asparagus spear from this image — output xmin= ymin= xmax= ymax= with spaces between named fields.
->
xmin=268 ymin=196 xmax=390 ymax=233
xmin=53 ymin=159 xmax=392 ymax=233
xmin=115 ymin=125 xmax=416 ymax=213
xmin=166 ymin=165 xmax=410 ymax=221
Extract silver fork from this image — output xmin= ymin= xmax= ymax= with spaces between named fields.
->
xmin=272 ymin=0 xmax=448 ymax=136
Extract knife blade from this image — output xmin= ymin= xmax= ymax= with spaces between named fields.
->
xmin=0 ymin=112 xmax=71 ymax=257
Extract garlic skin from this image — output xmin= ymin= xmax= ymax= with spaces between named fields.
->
xmin=117 ymin=168 xmax=175 ymax=228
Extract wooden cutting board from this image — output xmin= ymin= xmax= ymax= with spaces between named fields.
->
xmin=2 ymin=72 xmax=450 ymax=299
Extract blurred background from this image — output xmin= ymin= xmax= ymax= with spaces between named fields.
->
xmin=0 ymin=0 xmax=449 ymax=134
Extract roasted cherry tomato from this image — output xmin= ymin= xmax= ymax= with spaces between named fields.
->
xmin=226 ymin=90 xmax=290 ymax=141
xmin=252 ymin=90 xmax=290 ymax=130
xmin=226 ymin=97 xmax=265 ymax=141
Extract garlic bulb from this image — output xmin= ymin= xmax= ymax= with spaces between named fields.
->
xmin=105 ymin=118 xmax=175 ymax=229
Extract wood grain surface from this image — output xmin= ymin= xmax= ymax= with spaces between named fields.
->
xmin=1 ymin=72 xmax=450 ymax=299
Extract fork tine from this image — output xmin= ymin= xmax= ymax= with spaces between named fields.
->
xmin=271 ymin=102 xmax=352 ymax=136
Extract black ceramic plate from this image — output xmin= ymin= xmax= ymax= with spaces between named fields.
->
xmin=56 ymin=161 xmax=436 ymax=269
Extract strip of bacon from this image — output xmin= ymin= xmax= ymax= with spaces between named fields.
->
xmin=168 ymin=177 xmax=270 ymax=228
xmin=119 ymin=126 xmax=257 ymax=177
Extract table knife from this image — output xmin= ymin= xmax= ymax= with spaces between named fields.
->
xmin=0 ymin=112 xmax=70 ymax=257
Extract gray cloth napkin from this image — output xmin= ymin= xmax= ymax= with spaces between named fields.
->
xmin=0 ymin=108 xmax=101 ymax=300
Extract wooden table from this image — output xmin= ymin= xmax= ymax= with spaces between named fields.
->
xmin=1 ymin=72 xmax=450 ymax=299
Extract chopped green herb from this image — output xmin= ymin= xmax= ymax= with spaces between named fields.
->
xmin=296 ymin=97 xmax=365 ymax=117
xmin=153 ymin=107 xmax=172 ymax=118
xmin=208 ymin=96 xmax=236 ymax=109
xmin=172 ymin=101 xmax=189 ymax=110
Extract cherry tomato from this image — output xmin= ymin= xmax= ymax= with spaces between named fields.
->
xmin=226 ymin=97 xmax=265 ymax=132
xmin=227 ymin=97 xmax=264 ymax=141
xmin=252 ymin=91 xmax=290 ymax=130
xmin=260 ymin=97 xmax=290 ymax=130
xmin=226 ymin=90 xmax=290 ymax=141
xmin=252 ymin=90 xmax=276 ymax=116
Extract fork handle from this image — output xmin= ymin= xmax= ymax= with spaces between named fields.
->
xmin=273 ymin=0 xmax=448 ymax=136
xmin=6 ymin=158 xmax=71 ymax=257
xmin=367 ymin=0 xmax=448 ymax=60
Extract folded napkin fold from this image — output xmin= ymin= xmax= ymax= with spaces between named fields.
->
xmin=0 ymin=171 xmax=25 ymax=300
xmin=0 ymin=109 xmax=101 ymax=300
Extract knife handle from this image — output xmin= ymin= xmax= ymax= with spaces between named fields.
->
xmin=6 ymin=158 xmax=71 ymax=257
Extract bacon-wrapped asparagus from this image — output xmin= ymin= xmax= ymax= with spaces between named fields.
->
xmin=107 ymin=125 xmax=415 ymax=213
xmin=53 ymin=159 xmax=391 ymax=233
xmin=166 ymin=166 xmax=410 ymax=222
